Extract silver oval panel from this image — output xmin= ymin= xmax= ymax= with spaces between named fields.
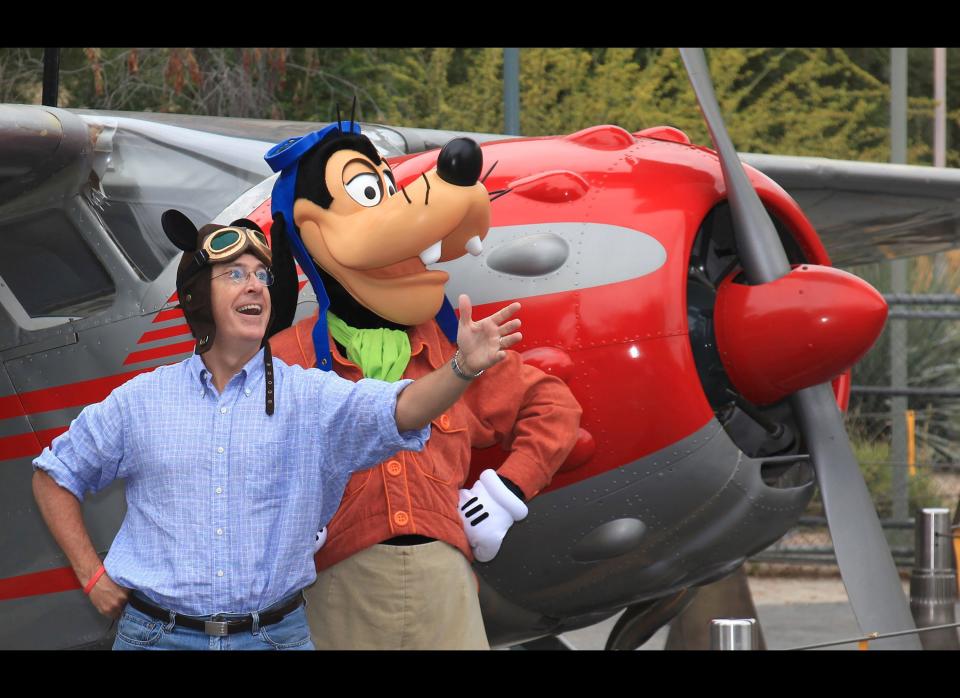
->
xmin=437 ymin=222 xmax=668 ymax=306
xmin=486 ymin=233 xmax=570 ymax=277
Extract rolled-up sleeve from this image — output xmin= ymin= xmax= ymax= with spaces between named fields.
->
xmin=372 ymin=378 xmax=430 ymax=457
xmin=32 ymin=388 xmax=127 ymax=501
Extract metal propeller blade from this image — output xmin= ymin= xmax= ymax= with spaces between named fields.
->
xmin=680 ymin=47 xmax=920 ymax=649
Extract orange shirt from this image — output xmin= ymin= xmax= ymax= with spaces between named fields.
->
xmin=270 ymin=313 xmax=582 ymax=570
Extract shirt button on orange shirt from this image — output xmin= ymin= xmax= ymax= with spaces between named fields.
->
xmin=394 ymin=511 xmax=409 ymax=527
xmin=386 ymin=460 xmax=402 ymax=476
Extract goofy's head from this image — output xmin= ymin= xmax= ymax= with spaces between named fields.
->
xmin=266 ymin=114 xmax=491 ymax=369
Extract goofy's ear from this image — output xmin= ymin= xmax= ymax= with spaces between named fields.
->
xmin=267 ymin=212 xmax=299 ymax=338
xmin=161 ymin=209 xmax=200 ymax=252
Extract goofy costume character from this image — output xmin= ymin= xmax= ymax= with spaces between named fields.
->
xmin=265 ymin=118 xmax=581 ymax=649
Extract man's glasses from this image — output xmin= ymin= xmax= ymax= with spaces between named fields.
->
xmin=212 ymin=267 xmax=275 ymax=287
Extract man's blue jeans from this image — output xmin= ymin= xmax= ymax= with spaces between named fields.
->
xmin=112 ymin=597 xmax=315 ymax=651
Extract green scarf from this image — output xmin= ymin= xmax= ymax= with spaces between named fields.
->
xmin=326 ymin=311 xmax=411 ymax=382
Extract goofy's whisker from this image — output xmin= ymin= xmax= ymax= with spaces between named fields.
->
xmin=421 ymin=172 xmax=431 ymax=206
xmin=480 ymin=160 xmax=499 ymax=184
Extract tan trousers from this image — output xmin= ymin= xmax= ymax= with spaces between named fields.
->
xmin=305 ymin=541 xmax=489 ymax=650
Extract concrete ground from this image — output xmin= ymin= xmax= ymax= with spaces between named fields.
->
xmin=557 ymin=576 xmax=958 ymax=650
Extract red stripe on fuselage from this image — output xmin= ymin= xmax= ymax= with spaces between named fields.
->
xmin=0 ymin=427 xmax=68 ymax=461
xmin=137 ymin=324 xmax=191 ymax=344
xmin=153 ymin=308 xmax=184 ymax=323
xmin=0 ymin=392 xmax=29 ymax=421
xmin=1 ymin=369 xmax=151 ymax=420
xmin=0 ymin=566 xmax=80 ymax=601
xmin=123 ymin=340 xmax=195 ymax=366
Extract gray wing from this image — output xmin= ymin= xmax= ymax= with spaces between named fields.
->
xmin=743 ymin=153 xmax=960 ymax=266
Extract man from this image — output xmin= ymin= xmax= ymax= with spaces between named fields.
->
xmin=265 ymin=122 xmax=581 ymax=649
xmin=32 ymin=211 xmax=521 ymax=650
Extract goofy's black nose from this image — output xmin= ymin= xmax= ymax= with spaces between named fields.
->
xmin=436 ymin=138 xmax=483 ymax=187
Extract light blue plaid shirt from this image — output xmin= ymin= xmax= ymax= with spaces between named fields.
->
xmin=34 ymin=349 xmax=429 ymax=616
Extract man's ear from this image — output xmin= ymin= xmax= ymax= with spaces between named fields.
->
xmin=161 ymin=209 xmax=200 ymax=252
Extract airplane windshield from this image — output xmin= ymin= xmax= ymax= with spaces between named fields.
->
xmin=0 ymin=209 xmax=115 ymax=317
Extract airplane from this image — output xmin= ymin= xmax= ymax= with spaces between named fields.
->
xmin=4 ymin=49 xmax=960 ymax=650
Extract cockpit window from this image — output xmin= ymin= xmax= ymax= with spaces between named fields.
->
xmin=0 ymin=209 xmax=115 ymax=317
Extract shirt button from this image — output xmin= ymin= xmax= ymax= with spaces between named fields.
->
xmin=245 ymin=389 xmax=251 ymax=397
xmin=216 ymin=528 xmax=223 ymax=536
xmin=217 ymin=447 xmax=224 ymax=454
xmin=216 ymin=570 xmax=224 ymax=577
xmin=439 ymin=414 xmax=450 ymax=429
xmin=220 ymin=407 xmax=227 ymax=414
xmin=215 ymin=487 xmax=223 ymax=494
xmin=386 ymin=460 xmax=402 ymax=476
xmin=393 ymin=511 xmax=409 ymax=527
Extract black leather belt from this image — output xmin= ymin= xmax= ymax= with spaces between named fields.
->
xmin=128 ymin=593 xmax=303 ymax=636
xmin=382 ymin=534 xmax=434 ymax=546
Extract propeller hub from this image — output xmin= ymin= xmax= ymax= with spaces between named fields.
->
xmin=713 ymin=264 xmax=887 ymax=405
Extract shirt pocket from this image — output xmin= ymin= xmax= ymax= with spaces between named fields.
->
xmin=242 ymin=440 xmax=289 ymax=507
xmin=412 ymin=410 xmax=470 ymax=485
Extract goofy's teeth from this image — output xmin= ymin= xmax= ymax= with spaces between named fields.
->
xmin=419 ymin=240 xmax=443 ymax=266
xmin=466 ymin=236 xmax=483 ymax=256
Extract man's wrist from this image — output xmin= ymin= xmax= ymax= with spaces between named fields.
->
xmin=451 ymin=350 xmax=484 ymax=380
xmin=82 ymin=563 xmax=107 ymax=595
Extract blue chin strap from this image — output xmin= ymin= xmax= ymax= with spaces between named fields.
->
xmin=265 ymin=123 xmax=459 ymax=371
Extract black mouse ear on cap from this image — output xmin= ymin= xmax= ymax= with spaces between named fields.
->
xmin=162 ymin=209 xmax=200 ymax=252
xmin=267 ymin=212 xmax=298 ymax=339
xmin=230 ymin=218 xmax=263 ymax=234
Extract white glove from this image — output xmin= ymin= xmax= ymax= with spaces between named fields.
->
xmin=314 ymin=527 xmax=327 ymax=553
xmin=458 ymin=469 xmax=528 ymax=562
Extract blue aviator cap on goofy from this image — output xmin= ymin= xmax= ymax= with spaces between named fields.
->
xmin=264 ymin=119 xmax=459 ymax=371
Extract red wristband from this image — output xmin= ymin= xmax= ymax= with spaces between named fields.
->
xmin=83 ymin=564 xmax=106 ymax=595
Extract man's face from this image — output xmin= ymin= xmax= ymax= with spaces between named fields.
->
xmin=209 ymin=253 xmax=272 ymax=349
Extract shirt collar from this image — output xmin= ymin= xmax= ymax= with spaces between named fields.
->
xmin=188 ymin=348 xmax=266 ymax=394
xmin=187 ymin=352 xmax=210 ymax=391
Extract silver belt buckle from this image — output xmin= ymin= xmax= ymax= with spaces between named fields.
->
xmin=204 ymin=620 xmax=230 ymax=636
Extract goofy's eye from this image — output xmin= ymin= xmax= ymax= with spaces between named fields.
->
xmin=345 ymin=172 xmax=383 ymax=207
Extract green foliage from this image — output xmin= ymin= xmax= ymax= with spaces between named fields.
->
xmin=855 ymin=436 xmax=946 ymax=517
xmin=1 ymin=46 xmax=943 ymax=167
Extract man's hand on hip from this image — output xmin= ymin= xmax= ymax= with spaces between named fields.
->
xmin=88 ymin=573 xmax=131 ymax=618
